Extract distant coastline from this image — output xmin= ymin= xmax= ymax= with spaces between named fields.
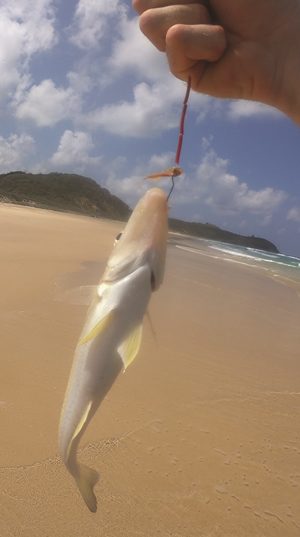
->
xmin=0 ymin=170 xmax=279 ymax=253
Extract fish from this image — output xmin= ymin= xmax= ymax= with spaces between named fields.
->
xmin=145 ymin=166 xmax=183 ymax=179
xmin=59 ymin=187 xmax=168 ymax=512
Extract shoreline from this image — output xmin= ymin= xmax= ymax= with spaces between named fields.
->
xmin=0 ymin=199 xmax=282 ymax=255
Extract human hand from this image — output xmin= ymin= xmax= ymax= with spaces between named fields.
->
xmin=133 ymin=0 xmax=300 ymax=123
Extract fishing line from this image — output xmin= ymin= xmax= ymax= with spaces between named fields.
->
xmin=167 ymin=76 xmax=192 ymax=202
xmin=145 ymin=76 xmax=191 ymax=200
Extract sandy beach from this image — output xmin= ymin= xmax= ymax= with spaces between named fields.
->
xmin=0 ymin=203 xmax=299 ymax=537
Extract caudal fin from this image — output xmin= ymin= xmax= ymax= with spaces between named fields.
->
xmin=75 ymin=463 xmax=99 ymax=513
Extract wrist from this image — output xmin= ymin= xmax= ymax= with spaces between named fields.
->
xmin=277 ymin=55 xmax=300 ymax=124
xmin=270 ymin=15 xmax=300 ymax=124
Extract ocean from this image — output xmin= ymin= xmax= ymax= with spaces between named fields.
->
xmin=169 ymin=234 xmax=300 ymax=288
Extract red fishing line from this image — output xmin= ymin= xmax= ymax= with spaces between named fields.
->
xmin=175 ymin=76 xmax=192 ymax=166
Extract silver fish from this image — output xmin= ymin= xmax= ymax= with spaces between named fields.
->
xmin=59 ymin=188 xmax=168 ymax=512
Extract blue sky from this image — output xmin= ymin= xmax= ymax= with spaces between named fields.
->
xmin=0 ymin=0 xmax=300 ymax=255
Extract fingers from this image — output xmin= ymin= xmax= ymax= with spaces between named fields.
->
xmin=133 ymin=0 xmax=227 ymax=93
xmin=166 ymin=23 xmax=226 ymax=83
xmin=133 ymin=0 xmax=202 ymax=15
xmin=138 ymin=3 xmax=211 ymax=51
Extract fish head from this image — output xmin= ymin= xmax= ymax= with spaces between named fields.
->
xmin=103 ymin=188 xmax=168 ymax=290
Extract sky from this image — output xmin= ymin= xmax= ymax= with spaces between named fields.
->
xmin=0 ymin=0 xmax=300 ymax=256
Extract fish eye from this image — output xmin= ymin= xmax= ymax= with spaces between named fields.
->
xmin=114 ymin=232 xmax=122 ymax=246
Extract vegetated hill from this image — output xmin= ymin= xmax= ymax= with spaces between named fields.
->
xmin=169 ymin=218 xmax=278 ymax=253
xmin=0 ymin=171 xmax=130 ymax=220
xmin=0 ymin=171 xmax=278 ymax=252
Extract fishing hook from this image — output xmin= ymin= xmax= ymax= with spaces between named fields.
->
xmin=167 ymin=175 xmax=175 ymax=201
xmin=145 ymin=76 xmax=191 ymax=203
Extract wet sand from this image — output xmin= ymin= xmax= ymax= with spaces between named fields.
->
xmin=0 ymin=203 xmax=299 ymax=537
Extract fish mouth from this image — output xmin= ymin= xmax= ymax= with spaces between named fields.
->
xmin=104 ymin=187 xmax=168 ymax=287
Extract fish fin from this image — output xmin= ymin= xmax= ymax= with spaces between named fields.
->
xmin=118 ymin=324 xmax=143 ymax=370
xmin=65 ymin=401 xmax=99 ymax=512
xmin=76 ymin=463 xmax=99 ymax=513
xmin=66 ymin=401 xmax=93 ymax=460
xmin=79 ymin=310 xmax=114 ymax=345
xmin=146 ymin=310 xmax=157 ymax=342
xmin=55 ymin=285 xmax=97 ymax=306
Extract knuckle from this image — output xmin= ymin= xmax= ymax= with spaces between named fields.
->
xmin=139 ymin=9 xmax=166 ymax=49
xmin=166 ymin=24 xmax=187 ymax=46
xmin=132 ymin=0 xmax=147 ymax=15
xmin=194 ymin=3 xmax=210 ymax=22
xmin=139 ymin=8 xmax=157 ymax=34
xmin=210 ymin=25 xmax=227 ymax=57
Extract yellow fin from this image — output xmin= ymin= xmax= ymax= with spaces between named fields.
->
xmin=76 ymin=463 xmax=99 ymax=513
xmin=79 ymin=310 xmax=114 ymax=346
xmin=65 ymin=402 xmax=100 ymax=511
xmin=118 ymin=324 xmax=143 ymax=370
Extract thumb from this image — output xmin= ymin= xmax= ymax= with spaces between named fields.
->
xmin=166 ymin=24 xmax=226 ymax=82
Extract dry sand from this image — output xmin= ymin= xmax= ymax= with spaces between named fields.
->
xmin=0 ymin=203 xmax=299 ymax=537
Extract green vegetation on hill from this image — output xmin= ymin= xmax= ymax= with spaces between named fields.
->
xmin=0 ymin=171 xmax=278 ymax=253
xmin=169 ymin=218 xmax=278 ymax=252
xmin=0 ymin=171 xmax=130 ymax=220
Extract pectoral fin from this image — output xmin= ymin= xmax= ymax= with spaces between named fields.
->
xmin=55 ymin=285 xmax=97 ymax=305
xmin=118 ymin=324 xmax=143 ymax=370
xmin=79 ymin=310 xmax=114 ymax=345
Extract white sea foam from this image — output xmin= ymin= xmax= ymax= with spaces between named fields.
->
xmin=174 ymin=240 xmax=300 ymax=287
xmin=208 ymin=244 xmax=300 ymax=270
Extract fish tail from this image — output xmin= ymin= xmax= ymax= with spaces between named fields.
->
xmin=75 ymin=463 xmax=99 ymax=513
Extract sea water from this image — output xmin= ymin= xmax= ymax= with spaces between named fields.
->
xmin=170 ymin=234 xmax=300 ymax=287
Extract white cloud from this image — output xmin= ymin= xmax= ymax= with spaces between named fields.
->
xmin=98 ymin=144 xmax=287 ymax=223
xmin=73 ymin=4 xmax=211 ymax=137
xmin=102 ymin=152 xmax=174 ymax=206
xmin=69 ymin=0 xmax=126 ymax=50
xmin=15 ymin=79 xmax=80 ymax=127
xmin=83 ymin=77 xmax=206 ymax=137
xmin=173 ymin=146 xmax=287 ymax=220
xmin=287 ymin=207 xmax=300 ymax=223
xmin=67 ymin=69 xmax=94 ymax=96
xmin=227 ymin=100 xmax=281 ymax=120
xmin=0 ymin=0 xmax=56 ymax=100
xmin=147 ymin=152 xmax=174 ymax=172
xmin=106 ymin=172 xmax=147 ymax=204
xmin=84 ymin=81 xmax=178 ymax=136
xmin=50 ymin=130 xmax=102 ymax=169
xmin=109 ymin=15 xmax=168 ymax=82
xmin=82 ymin=10 xmax=212 ymax=138
xmin=0 ymin=133 xmax=35 ymax=172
